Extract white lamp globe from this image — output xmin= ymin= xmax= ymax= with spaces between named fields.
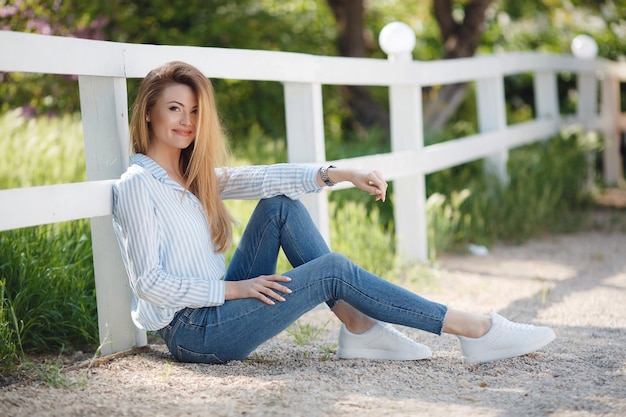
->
xmin=379 ymin=22 xmax=416 ymax=56
xmin=571 ymin=34 xmax=598 ymax=60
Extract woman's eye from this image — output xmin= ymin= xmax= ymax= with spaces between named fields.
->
xmin=169 ymin=106 xmax=180 ymax=111
xmin=192 ymin=109 xmax=199 ymax=114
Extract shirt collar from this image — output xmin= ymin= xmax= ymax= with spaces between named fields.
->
xmin=130 ymin=153 xmax=184 ymax=190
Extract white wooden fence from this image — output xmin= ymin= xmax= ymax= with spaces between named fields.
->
xmin=0 ymin=27 xmax=624 ymax=356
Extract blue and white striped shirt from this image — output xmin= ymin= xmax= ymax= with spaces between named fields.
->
xmin=112 ymin=154 xmax=322 ymax=330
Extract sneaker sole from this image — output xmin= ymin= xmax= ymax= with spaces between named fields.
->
xmin=337 ymin=348 xmax=432 ymax=361
xmin=462 ymin=330 xmax=556 ymax=364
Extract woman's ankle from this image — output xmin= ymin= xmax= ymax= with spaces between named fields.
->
xmin=443 ymin=309 xmax=492 ymax=338
xmin=332 ymin=301 xmax=376 ymax=334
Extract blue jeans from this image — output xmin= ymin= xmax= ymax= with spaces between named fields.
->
xmin=158 ymin=196 xmax=448 ymax=364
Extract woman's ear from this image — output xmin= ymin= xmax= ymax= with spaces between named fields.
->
xmin=146 ymin=113 xmax=151 ymax=122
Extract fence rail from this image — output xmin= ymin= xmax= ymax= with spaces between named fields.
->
xmin=1 ymin=28 xmax=624 ymax=356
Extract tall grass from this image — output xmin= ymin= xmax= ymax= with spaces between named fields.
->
xmin=0 ymin=109 xmax=86 ymax=188
xmin=0 ymin=110 xmax=97 ymax=375
xmin=425 ymin=124 xmax=600 ymax=257
xmin=0 ymin=279 xmax=23 ymax=372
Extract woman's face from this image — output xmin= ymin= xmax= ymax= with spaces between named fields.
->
xmin=147 ymin=83 xmax=198 ymax=153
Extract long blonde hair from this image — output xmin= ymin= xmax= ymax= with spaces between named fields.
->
xmin=130 ymin=61 xmax=234 ymax=253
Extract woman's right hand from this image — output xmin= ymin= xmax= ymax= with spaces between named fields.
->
xmin=224 ymin=275 xmax=292 ymax=305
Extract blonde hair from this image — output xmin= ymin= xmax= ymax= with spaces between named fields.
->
xmin=130 ymin=61 xmax=234 ymax=253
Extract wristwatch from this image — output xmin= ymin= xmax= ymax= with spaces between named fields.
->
xmin=319 ymin=165 xmax=336 ymax=187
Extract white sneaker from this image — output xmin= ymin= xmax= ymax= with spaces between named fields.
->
xmin=457 ymin=312 xmax=556 ymax=364
xmin=337 ymin=322 xmax=432 ymax=361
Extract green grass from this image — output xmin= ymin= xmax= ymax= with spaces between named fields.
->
xmin=0 ymin=109 xmax=602 ymax=375
xmin=286 ymin=320 xmax=329 ymax=345
xmin=0 ymin=221 xmax=98 ymax=353
xmin=0 ymin=109 xmax=86 ymax=189
xmin=424 ymin=123 xmax=601 ymax=256
xmin=0 ymin=279 xmax=23 ymax=373
xmin=0 ymin=110 xmax=97 ymax=376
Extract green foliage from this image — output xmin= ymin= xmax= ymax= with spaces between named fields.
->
xmin=0 ymin=0 xmax=339 ymax=141
xmin=426 ymin=190 xmax=472 ymax=260
xmin=3 ymin=0 xmax=624 ymax=145
xmin=492 ymin=125 xmax=600 ymax=238
xmin=329 ymin=198 xmax=397 ymax=279
xmin=0 ymin=110 xmax=86 ymax=188
xmin=484 ymin=0 xmax=626 ymax=59
xmin=0 ymin=111 xmax=96 ymax=374
xmin=0 ymin=222 xmax=98 ymax=354
xmin=426 ymin=124 xmax=601 ymax=254
xmin=0 ymin=279 xmax=23 ymax=372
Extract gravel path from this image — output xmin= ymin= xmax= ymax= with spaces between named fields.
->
xmin=1 ymin=229 xmax=625 ymax=417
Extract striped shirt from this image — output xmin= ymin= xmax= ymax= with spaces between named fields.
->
xmin=112 ymin=153 xmax=322 ymax=330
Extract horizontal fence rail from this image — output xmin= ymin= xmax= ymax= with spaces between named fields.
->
xmin=2 ymin=31 xmax=622 ymax=84
xmin=0 ymin=180 xmax=116 ymax=230
xmin=1 ymin=30 xmax=624 ymax=356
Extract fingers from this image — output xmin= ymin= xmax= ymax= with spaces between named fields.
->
xmin=254 ymin=275 xmax=292 ymax=305
xmin=365 ymin=170 xmax=387 ymax=202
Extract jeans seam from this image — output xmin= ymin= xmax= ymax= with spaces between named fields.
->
xmin=280 ymin=219 xmax=308 ymax=266
xmin=242 ymin=216 xmax=278 ymax=279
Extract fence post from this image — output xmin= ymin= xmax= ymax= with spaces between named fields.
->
xmin=577 ymin=70 xmax=601 ymax=188
xmin=477 ymin=75 xmax=509 ymax=183
xmin=533 ymin=70 xmax=560 ymax=120
xmin=600 ymin=72 xmax=624 ymax=185
xmin=577 ymin=71 xmax=598 ymax=124
xmin=571 ymin=34 xmax=605 ymax=186
xmin=380 ymin=22 xmax=428 ymax=263
xmin=79 ymin=75 xmax=147 ymax=355
xmin=283 ymin=82 xmax=330 ymax=244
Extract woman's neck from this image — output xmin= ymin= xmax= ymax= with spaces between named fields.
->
xmin=146 ymin=148 xmax=186 ymax=187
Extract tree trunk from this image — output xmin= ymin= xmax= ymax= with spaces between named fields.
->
xmin=326 ymin=0 xmax=494 ymax=134
xmin=327 ymin=0 xmax=390 ymax=139
xmin=425 ymin=0 xmax=494 ymax=130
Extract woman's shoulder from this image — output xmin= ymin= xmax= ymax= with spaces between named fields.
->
xmin=114 ymin=164 xmax=156 ymax=194
xmin=119 ymin=163 xmax=151 ymax=182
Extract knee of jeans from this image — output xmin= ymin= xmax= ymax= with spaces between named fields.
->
xmin=270 ymin=195 xmax=305 ymax=209
xmin=260 ymin=195 xmax=290 ymax=206
xmin=321 ymin=252 xmax=351 ymax=267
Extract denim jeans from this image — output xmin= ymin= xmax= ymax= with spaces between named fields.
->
xmin=158 ymin=196 xmax=448 ymax=363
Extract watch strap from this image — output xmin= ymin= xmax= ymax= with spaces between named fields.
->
xmin=320 ymin=165 xmax=336 ymax=187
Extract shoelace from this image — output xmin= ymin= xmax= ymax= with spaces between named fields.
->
xmin=500 ymin=319 xmax=536 ymax=332
xmin=380 ymin=323 xmax=419 ymax=345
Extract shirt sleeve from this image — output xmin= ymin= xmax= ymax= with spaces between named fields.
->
xmin=218 ymin=164 xmax=323 ymax=200
xmin=112 ymin=172 xmax=225 ymax=309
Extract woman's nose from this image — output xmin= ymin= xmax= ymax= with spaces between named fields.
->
xmin=180 ymin=112 xmax=191 ymax=125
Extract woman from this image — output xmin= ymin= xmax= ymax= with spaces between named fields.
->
xmin=112 ymin=61 xmax=556 ymax=365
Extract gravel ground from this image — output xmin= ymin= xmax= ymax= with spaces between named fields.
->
xmin=1 ymin=226 xmax=625 ymax=417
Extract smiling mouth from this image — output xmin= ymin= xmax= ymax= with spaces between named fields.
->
xmin=174 ymin=129 xmax=193 ymax=136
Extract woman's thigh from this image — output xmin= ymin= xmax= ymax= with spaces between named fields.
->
xmin=162 ymin=282 xmax=328 ymax=363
